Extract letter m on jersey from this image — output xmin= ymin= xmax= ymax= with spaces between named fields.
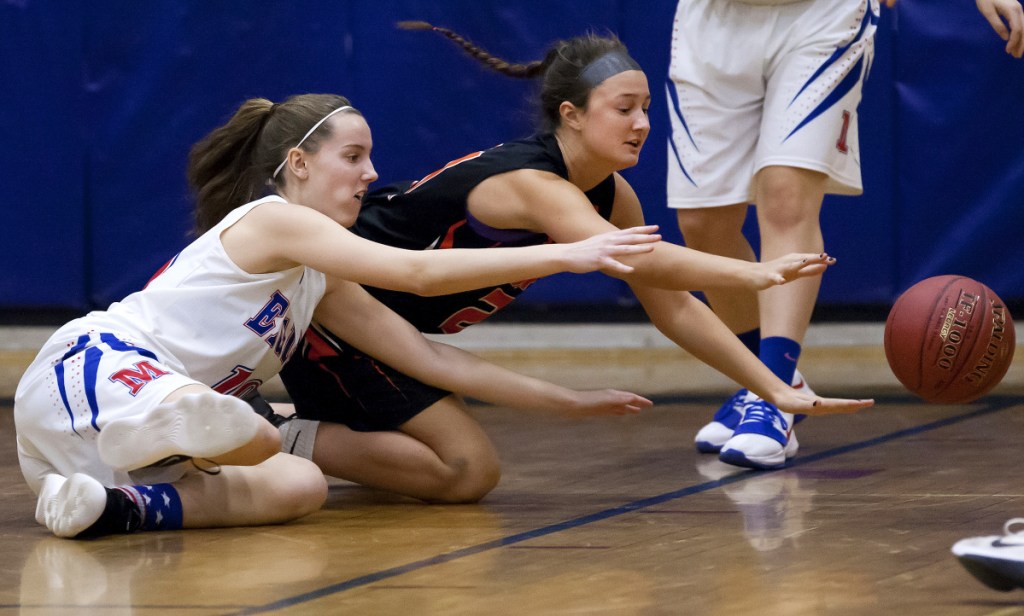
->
xmin=110 ymin=361 xmax=172 ymax=396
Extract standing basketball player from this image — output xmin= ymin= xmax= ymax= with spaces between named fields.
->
xmin=15 ymin=93 xmax=663 ymax=539
xmin=271 ymin=25 xmax=876 ymax=506
xmin=667 ymin=0 xmax=896 ymax=469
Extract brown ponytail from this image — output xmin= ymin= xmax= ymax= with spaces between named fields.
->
xmin=187 ymin=93 xmax=361 ymax=235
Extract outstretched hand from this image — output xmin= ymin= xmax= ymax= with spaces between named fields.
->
xmin=772 ymin=389 xmax=874 ymax=416
xmin=977 ymin=0 xmax=1024 ymax=58
xmin=561 ymin=389 xmax=654 ymax=419
xmin=566 ymin=225 xmax=661 ymax=274
xmin=755 ymin=252 xmax=836 ymax=289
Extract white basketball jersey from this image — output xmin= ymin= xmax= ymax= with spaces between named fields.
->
xmin=38 ymin=195 xmax=326 ymax=396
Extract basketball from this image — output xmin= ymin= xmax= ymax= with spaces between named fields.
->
xmin=884 ymin=275 xmax=1015 ymax=403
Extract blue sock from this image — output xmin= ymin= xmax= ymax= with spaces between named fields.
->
xmin=759 ymin=336 xmax=801 ymax=385
xmin=116 ymin=483 xmax=184 ymax=531
xmin=736 ymin=328 xmax=761 ymax=357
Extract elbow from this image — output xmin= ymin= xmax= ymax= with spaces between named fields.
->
xmin=382 ymin=260 xmax=441 ymax=296
xmin=403 ymin=267 xmax=452 ymax=297
xmin=404 ymin=276 xmax=443 ymax=297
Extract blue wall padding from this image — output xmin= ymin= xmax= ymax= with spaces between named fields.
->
xmin=1 ymin=0 xmax=1021 ymax=312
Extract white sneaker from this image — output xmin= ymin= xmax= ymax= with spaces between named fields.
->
xmin=695 ymin=370 xmax=810 ymax=455
xmin=36 ymin=473 xmax=108 ymax=538
xmin=718 ymin=399 xmax=798 ymax=470
xmin=952 ymin=518 xmax=1024 ymax=591
xmin=97 ymin=392 xmax=259 ymax=472
xmin=694 ymin=389 xmax=750 ymax=454
xmin=791 ymin=371 xmax=815 ymax=425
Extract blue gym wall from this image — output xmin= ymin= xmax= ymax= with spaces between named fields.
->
xmin=2 ymin=1 xmax=1023 ymax=316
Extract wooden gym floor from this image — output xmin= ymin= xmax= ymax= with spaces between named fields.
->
xmin=1 ymin=323 xmax=1023 ymax=615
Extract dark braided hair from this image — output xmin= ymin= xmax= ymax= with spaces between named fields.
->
xmin=398 ymin=21 xmax=633 ymax=132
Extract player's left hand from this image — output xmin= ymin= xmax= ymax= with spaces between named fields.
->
xmin=772 ymin=390 xmax=875 ymax=416
xmin=756 ymin=252 xmax=836 ymax=288
xmin=566 ymin=225 xmax=661 ymax=275
xmin=561 ymin=389 xmax=654 ymax=418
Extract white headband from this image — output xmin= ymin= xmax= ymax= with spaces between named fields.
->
xmin=272 ymin=105 xmax=355 ymax=179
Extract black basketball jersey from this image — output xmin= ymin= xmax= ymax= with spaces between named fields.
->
xmin=353 ymin=133 xmax=617 ymax=333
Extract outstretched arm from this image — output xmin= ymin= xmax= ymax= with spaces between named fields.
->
xmin=469 ymin=170 xmax=834 ymax=293
xmin=222 ymin=200 xmax=659 ymax=296
xmin=977 ymin=0 xmax=1024 ymax=57
xmin=632 ymin=284 xmax=873 ymax=416
xmin=313 ymin=279 xmax=653 ymax=418
xmin=467 ymin=170 xmax=871 ymax=415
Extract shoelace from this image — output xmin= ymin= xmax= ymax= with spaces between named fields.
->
xmin=190 ymin=458 xmax=222 ymax=476
xmin=729 ymin=391 xmax=748 ymax=413
xmin=741 ymin=401 xmax=787 ymax=430
xmin=144 ymin=455 xmax=221 ymax=475
xmin=714 ymin=390 xmax=748 ymax=422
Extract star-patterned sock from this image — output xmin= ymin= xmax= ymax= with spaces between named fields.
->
xmin=115 ymin=484 xmax=184 ymax=531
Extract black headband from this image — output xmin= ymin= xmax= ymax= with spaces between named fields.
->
xmin=577 ymin=50 xmax=642 ymax=89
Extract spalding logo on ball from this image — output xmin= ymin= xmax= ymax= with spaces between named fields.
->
xmin=884 ymin=275 xmax=1015 ymax=403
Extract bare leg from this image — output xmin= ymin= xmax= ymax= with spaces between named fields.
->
xmin=175 ymin=453 xmax=327 ymax=528
xmin=676 ymin=203 xmax=758 ymax=333
xmin=36 ymin=452 xmax=326 ymax=537
xmin=310 ymin=394 xmax=500 ymax=503
xmin=754 ymin=166 xmax=828 ymax=345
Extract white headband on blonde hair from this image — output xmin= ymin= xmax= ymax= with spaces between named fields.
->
xmin=272 ymin=105 xmax=355 ymax=179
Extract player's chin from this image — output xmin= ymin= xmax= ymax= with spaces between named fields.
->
xmin=618 ymin=149 xmax=641 ymax=168
xmin=336 ymin=202 xmax=362 ymax=227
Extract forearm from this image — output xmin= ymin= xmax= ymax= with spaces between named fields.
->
xmin=416 ymin=342 xmax=577 ymax=411
xmin=635 ymin=286 xmax=791 ymax=404
xmin=315 ymin=286 xmax=580 ymax=412
xmin=409 ymin=244 xmax=567 ymax=296
xmin=614 ymin=243 xmax=758 ymax=292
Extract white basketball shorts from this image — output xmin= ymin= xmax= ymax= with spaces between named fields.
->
xmin=667 ymin=0 xmax=880 ymax=209
xmin=14 ymin=330 xmax=200 ymax=493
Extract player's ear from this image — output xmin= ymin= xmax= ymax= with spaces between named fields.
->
xmin=286 ymin=149 xmax=309 ymax=180
xmin=559 ymin=101 xmax=584 ymax=131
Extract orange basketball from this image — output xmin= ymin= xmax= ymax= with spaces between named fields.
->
xmin=884 ymin=275 xmax=1015 ymax=403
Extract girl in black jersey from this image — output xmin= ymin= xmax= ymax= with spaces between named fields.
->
xmin=274 ymin=26 xmax=875 ymax=502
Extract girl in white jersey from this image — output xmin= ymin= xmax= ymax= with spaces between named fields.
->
xmin=15 ymin=93 xmax=665 ymax=539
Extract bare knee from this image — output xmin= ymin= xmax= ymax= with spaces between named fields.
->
xmin=676 ymin=205 xmax=749 ymax=255
xmin=272 ymin=455 xmax=328 ymax=518
xmin=430 ymin=455 xmax=501 ymax=504
xmin=756 ymin=167 xmax=826 ymax=233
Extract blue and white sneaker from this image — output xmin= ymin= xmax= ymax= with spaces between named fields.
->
xmin=718 ymin=399 xmax=798 ymax=470
xmin=952 ymin=518 xmax=1024 ymax=591
xmin=791 ymin=371 xmax=814 ymax=425
xmin=694 ymin=389 xmax=750 ymax=454
xmin=695 ymin=370 xmax=811 ymax=454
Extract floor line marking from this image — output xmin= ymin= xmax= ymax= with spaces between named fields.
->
xmin=230 ymin=397 xmax=1020 ymax=615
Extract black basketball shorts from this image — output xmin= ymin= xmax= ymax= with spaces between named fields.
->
xmin=278 ymin=323 xmax=451 ymax=432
